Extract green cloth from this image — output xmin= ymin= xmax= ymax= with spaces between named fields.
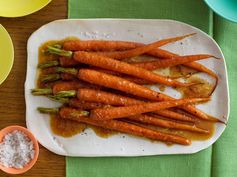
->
xmin=67 ymin=0 xmax=237 ymax=177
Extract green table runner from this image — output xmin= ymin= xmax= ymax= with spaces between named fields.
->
xmin=67 ymin=1 xmax=237 ymax=177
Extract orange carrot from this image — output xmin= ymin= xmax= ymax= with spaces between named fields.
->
xmin=74 ymin=52 xmax=195 ymax=87
xmin=77 ymin=88 xmax=195 ymax=122
xmin=89 ymin=67 xmax=192 ymax=85
xmin=61 ymin=73 xmax=78 ymax=81
xmin=147 ymin=48 xmax=177 ymax=58
xmin=78 ymin=69 xmax=218 ymax=122
xmin=89 ymin=67 xmax=156 ymax=85
xmin=94 ymin=33 xmax=195 ymax=59
xmin=131 ymin=54 xmax=217 ymax=70
xmin=59 ymin=57 xmax=79 ymax=67
xmin=90 ymin=97 xmax=209 ymax=120
xmin=78 ymin=69 xmax=167 ymax=100
xmin=184 ymin=62 xmax=218 ymax=79
xmin=155 ymin=109 xmax=195 ymax=122
xmin=120 ymin=76 xmax=157 ymax=85
xmin=52 ymin=81 xmax=100 ymax=94
xmin=63 ymin=40 xmax=139 ymax=51
xmin=150 ymin=48 xmax=218 ymax=78
xmin=68 ymin=98 xmax=106 ymax=109
xmin=63 ymin=34 xmax=194 ymax=54
xmin=129 ymin=115 xmax=209 ymax=133
xmin=77 ymin=88 xmax=141 ymax=106
xmin=59 ymin=107 xmax=191 ymax=145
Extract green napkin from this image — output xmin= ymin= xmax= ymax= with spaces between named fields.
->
xmin=67 ymin=0 xmax=237 ymax=177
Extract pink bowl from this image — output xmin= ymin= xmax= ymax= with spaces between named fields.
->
xmin=0 ymin=125 xmax=39 ymax=174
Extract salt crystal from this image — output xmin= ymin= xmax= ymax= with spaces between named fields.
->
xmin=0 ymin=130 xmax=35 ymax=169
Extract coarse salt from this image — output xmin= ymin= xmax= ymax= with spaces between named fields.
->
xmin=0 ymin=130 xmax=35 ymax=169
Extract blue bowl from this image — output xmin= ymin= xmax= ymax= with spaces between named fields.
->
xmin=204 ymin=0 xmax=237 ymax=22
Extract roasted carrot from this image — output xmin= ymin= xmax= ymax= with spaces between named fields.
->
xmin=59 ymin=107 xmax=191 ymax=145
xmin=31 ymin=81 xmax=100 ymax=95
xmin=147 ymin=48 xmax=176 ymax=58
xmin=90 ymin=68 xmax=156 ymax=85
xmin=68 ymin=98 xmax=107 ymax=110
xmin=184 ymin=62 xmax=218 ymax=79
xmin=63 ymin=40 xmax=140 ymax=51
xmin=42 ymin=66 xmax=193 ymax=86
xmin=123 ymin=76 xmax=157 ymax=85
xmin=52 ymin=81 xmax=100 ymax=94
xmin=78 ymin=69 xmax=166 ymax=100
xmin=131 ymin=54 xmax=217 ymax=70
xmin=59 ymin=57 xmax=79 ymax=67
xmin=150 ymin=48 xmax=218 ymax=78
xmin=77 ymin=88 xmax=141 ymax=106
xmin=155 ymin=109 xmax=195 ymax=122
xmin=73 ymin=51 xmax=195 ymax=87
xmin=65 ymin=33 xmax=195 ymax=60
xmin=78 ymin=69 xmax=219 ymax=122
xmin=129 ymin=115 xmax=209 ymax=134
xmin=60 ymin=73 xmax=78 ymax=81
xmin=90 ymin=97 xmax=209 ymax=120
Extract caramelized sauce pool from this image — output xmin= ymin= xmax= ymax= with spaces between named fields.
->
xmin=50 ymin=115 xmax=86 ymax=137
xmin=178 ymin=76 xmax=215 ymax=98
xmin=170 ymin=65 xmax=196 ymax=78
xmin=158 ymin=85 xmax=166 ymax=92
xmin=50 ymin=115 xmax=116 ymax=138
xmin=89 ymin=126 xmax=116 ymax=138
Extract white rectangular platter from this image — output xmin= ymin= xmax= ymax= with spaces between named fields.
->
xmin=25 ymin=19 xmax=229 ymax=156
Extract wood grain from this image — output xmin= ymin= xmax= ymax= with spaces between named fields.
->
xmin=0 ymin=0 xmax=67 ymax=176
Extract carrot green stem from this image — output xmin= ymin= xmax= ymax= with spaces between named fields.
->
xmin=55 ymin=67 xmax=78 ymax=75
xmin=40 ymin=74 xmax=61 ymax=83
xmin=37 ymin=107 xmax=59 ymax=114
xmin=48 ymin=96 xmax=70 ymax=103
xmin=47 ymin=46 xmax=73 ymax=57
xmin=31 ymin=88 xmax=53 ymax=95
xmin=37 ymin=107 xmax=90 ymax=117
xmin=54 ymin=90 xmax=77 ymax=98
xmin=53 ymin=44 xmax=63 ymax=49
xmin=38 ymin=60 xmax=60 ymax=68
xmin=68 ymin=110 xmax=90 ymax=117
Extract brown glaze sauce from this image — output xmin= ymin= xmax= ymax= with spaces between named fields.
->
xmin=50 ymin=115 xmax=87 ymax=137
xmin=89 ymin=126 xmax=116 ymax=138
xmin=158 ymin=85 xmax=166 ymax=92
xmin=38 ymin=39 xmax=217 ymax=143
xmin=50 ymin=115 xmax=116 ymax=138
xmin=178 ymin=76 xmax=215 ymax=98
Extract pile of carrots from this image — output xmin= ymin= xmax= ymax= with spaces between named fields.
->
xmin=32 ymin=33 xmax=220 ymax=146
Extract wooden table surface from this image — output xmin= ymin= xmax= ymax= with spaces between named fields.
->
xmin=0 ymin=0 xmax=67 ymax=176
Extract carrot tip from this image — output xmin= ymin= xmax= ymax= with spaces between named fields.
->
xmin=213 ymin=56 xmax=222 ymax=60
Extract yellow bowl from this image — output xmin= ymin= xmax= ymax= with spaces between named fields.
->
xmin=0 ymin=0 xmax=51 ymax=17
xmin=0 ymin=24 xmax=14 ymax=85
